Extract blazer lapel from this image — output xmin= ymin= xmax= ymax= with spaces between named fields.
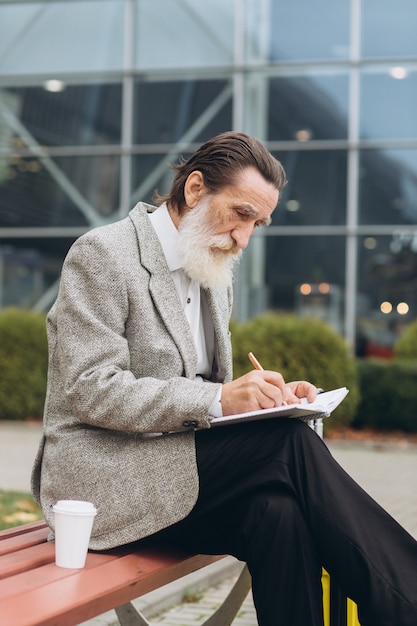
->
xmin=129 ymin=203 xmax=198 ymax=377
xmin=204 ymin=287 xmax=233 ymax=383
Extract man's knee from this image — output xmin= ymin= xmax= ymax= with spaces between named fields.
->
xmin=245 ymin=490 xmax=305 ymax=538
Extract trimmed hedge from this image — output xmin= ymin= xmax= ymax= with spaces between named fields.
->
xmin=394 ymin=318 xmax=417 ymax=360
xmin=354 ymin=358 xmax=417 ymax=432
xmin=6 ymin=305 xmax=416 ymax=433
xmin=0 ymin=308 xmax=47 ymax=421
xmin=231 ymin=313 xmax=359 ymax=429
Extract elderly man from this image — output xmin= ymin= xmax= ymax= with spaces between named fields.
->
xmin=32 ymin=132 xmax=417 ymax=626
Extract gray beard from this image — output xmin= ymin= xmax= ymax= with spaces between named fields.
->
xmin=177 ymin=198 xmax=242 ymax=290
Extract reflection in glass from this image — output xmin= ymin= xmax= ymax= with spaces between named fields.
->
xmin=357 ymin=234 xmax=417 ymax=357
xmin=267 ymin=73 xmax=348 ymax=141
xmin=265 ymin=235 xmax=346 ymax=333
xmin=361 ymin=0 xmax=417 ymax=58
xmin=133 ymin=79 xmax=232 ymax=144
xmin=0 ymin=155 xmax=120 ymax=228
xmin=0 ymin=238 xmax=74 ymax=309
xmin=360 ymin=68 xmax=417 ymax=140
xmin=0 ymin=84 xmax=122 ymax=147
xmin=0 ymin=1 xmax=123 ymax=75
xmin=359 ymin=149 xmax=417 ymax=225
xmin=245 ymin=0 xmax=350 ymax=62
xmin=135 ymin=0 xmax=235 ymax=69
xmin=271 ymin=150 xmax=347 ymax=226
xmin=131 ymin=153 xmax=191 ymax=207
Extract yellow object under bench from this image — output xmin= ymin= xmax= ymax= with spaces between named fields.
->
xmin=322 ymin=569 xmax=361 ymax=626
xmin=309 ymin=420 xmax=361 ymax=626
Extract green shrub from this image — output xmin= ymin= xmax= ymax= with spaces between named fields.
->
xmin=0 ymin=308 xmax=47 ymax=421
xmin=231 ymin=313 xmax=359 ymax=429
xmin=394 ymin=319 xmax=417 ymax=360
xmin=354 ymin=359 xmax=417 ymax=432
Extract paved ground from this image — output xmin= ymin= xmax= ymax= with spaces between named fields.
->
xmin=0 ymin=421 xmax=43 ymax=492
xmin=1 ymin=421 xmax=416 ymax=625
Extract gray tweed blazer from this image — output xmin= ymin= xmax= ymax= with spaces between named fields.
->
xmin=31 ymin=202 xmax=234 ymax=550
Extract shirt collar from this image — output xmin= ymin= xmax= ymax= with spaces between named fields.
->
xmin=148 ymin=202 xmax=183 ymax=272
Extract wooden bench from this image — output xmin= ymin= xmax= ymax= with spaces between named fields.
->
xmin=0 ymin=519 xmax=362 ymax=626
xmin=0 ymin=520 xmax=251 ymax=626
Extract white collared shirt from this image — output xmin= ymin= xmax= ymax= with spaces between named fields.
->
xmin=148 ymin=205 xmax=220 ymax=409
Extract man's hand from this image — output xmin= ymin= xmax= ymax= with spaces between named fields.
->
xmin=220 ymin=372 xmax=319 ymax=416
xmin=286 ymin=380 xmax=318 ymax=404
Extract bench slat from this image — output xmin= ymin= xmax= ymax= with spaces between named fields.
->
xmin=0 ymin=551 xmax=119 ymax=599
xmin=0 ymin=550 xmax=221 ymax=626
xmin=0 ymin=540 xmax=55 ymax=581
xmin=0 ymin=520 xmax=47 ymax=540
xmin=0 ymin=525 xmax=49 ymax=557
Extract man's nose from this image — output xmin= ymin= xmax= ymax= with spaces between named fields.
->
xmin=232 ymin=224 xmax=254 ymax=250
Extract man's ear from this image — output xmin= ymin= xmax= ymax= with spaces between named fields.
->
xmin=184 ymin=171 xmax=207 ymax=208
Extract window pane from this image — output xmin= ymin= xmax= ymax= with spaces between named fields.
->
xmin=0 ymin=238 xmax=74 ymax=309
xmin=0 ymin=83 xmax=122 ymax=147
xmin=133 ymin=79 xmax=232 ymax=144
xmin=271 ymin=150 xmax=347 ymax=226
xmin=264 ymin=234 xmax=346 ymax=334
xmin=359 ymin=149 xmax=417 ymax=225
xmin=0 ymin=155 xmax=120 ymax=228
xmin=135 ymin=0 xmax=235 ymax=69
xmin=266 ymin=72 xmax=349 ymax=141
xmin=131 ymin=154 xmax=173 ymax=207
xmin=360 ymin=67 xmax=417 ymax=140
xmin=0 ymin=1 xmax=124 ymax=75
xmin=131 ymin=152 xmax=200 ymax=207
xmin=361 ymin=0 xmax=417 ymax=58
xmin=357 ymin=234 xmax=416 ymax=357
xmin=245 ymin=0 xmax=350 ymax=62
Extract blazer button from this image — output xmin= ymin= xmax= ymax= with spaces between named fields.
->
xmin=182 ymin=420 xmax=199 ymax=428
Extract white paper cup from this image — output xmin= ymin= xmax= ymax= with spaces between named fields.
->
xmin=52 ymin=500 xmax=97 ymax=569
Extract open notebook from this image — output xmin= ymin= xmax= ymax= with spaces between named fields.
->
xmin=210 ymin=387 xmax=349 ymax=427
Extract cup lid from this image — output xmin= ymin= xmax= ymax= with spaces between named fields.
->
xmin=53 ymin=500 xmax=97 ymax=515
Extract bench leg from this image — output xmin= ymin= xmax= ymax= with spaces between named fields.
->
xmin=115 ymin=602 xmax=151 ymax=626
xmin=114 ymin=564 xmax=252 ymax=626
xmin=201 ymin=564 xmax=252 ymax=626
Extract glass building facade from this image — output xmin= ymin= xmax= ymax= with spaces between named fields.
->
xmin=1 ymin=0 xmax=417 ymax=355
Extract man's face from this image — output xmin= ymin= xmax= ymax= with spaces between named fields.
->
xmin=200 ymin=166 xmax=279 ymax=251
xmin=177 ymin=167 xmax=279 ymax=290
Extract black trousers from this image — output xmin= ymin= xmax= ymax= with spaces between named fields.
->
xmin=153 ymin=419 xmax=417 ymax=626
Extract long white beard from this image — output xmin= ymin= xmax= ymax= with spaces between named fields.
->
xmin=177 ymin=197 xmax=242 ymax=290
